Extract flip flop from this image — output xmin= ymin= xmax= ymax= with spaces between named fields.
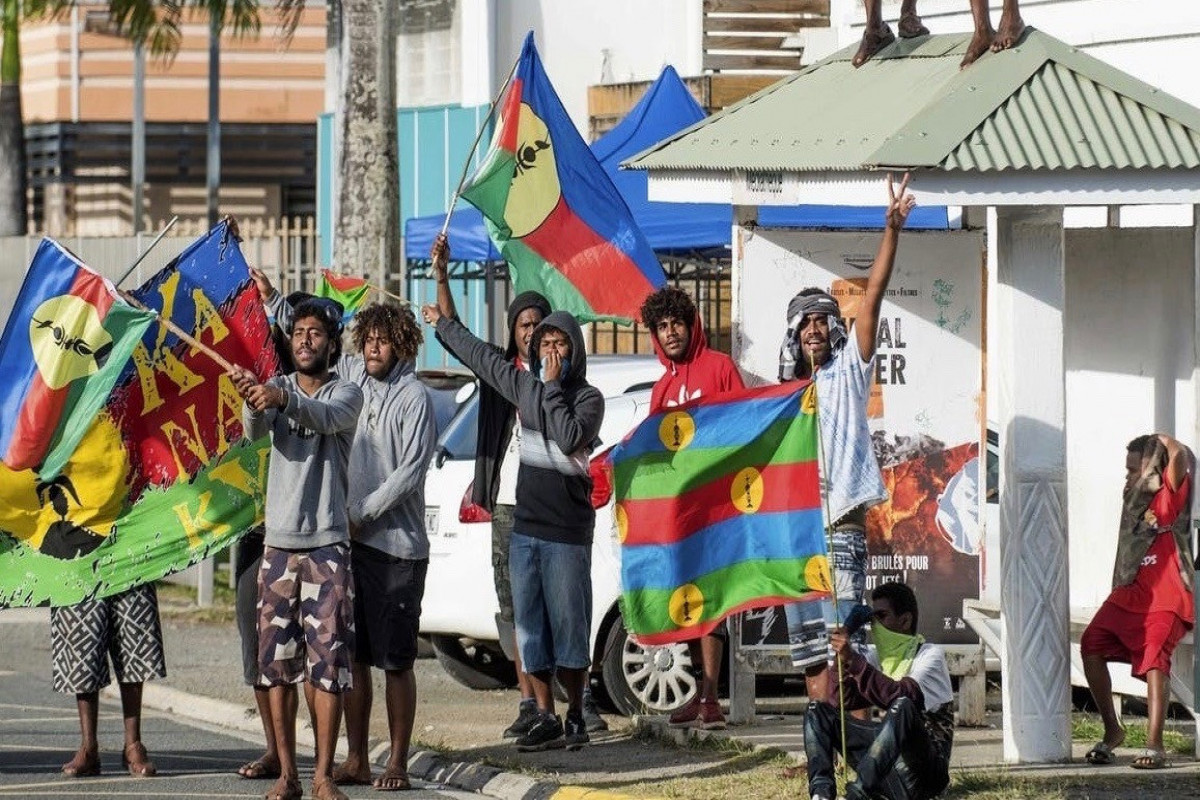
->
xmin=1131 ymin=747 xmax=1167 ymax=770
xmin=331 ymin=763 xmax=372 ymax=786
xmin=373 ymin=767 xmax=412 ymax=791
xmin=122 ymin=741 xmax=157 ymax=778
xmin=1085 ymin=741 xmax=1116 ymax=765
xmin=238 ymin=759 xmax=283 ymax=780
xmin=264 ymin=777 xmax=304 ymax=800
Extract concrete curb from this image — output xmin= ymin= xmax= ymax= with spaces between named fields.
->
xmin=126 ymin=682 xmax=649 ymax=800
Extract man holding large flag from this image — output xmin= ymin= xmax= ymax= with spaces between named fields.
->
xmin=459 ymin=32 xmax=667 ymax=325
xmin=639 ymin=286 xmax=745 ymax=730
xmin=780 ymin=174 xmax=916 ymax=707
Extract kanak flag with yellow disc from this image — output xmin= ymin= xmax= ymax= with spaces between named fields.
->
xmin=461 ymin=32 xmax=667 ymax=325
xmin=0 ymin=240 xmax=156 ymax=480
xmin=611 ymin=381 xmax=830 ymax=645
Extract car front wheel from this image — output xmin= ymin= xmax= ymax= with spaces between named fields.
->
xmin=599 ymin=616 xmax=697 ymax=716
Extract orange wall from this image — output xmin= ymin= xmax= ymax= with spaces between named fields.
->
xmin=19 ymin=7 xmax=327 ymax=124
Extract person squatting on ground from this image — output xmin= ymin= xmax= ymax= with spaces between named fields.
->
xmin=782 ymin=174 xmax=916 ymax=708
xmin=804 ymin=581 xmax=954 ymax=800
xmin=50 ymin=583 xmax=166 ymax=778
xmin=430 ymin=234 xmax=607 ymax=737
xmin=231 ymin=297 xmax=363 ymax=800
xmin=423 ymin=297 xmax=604 ymax=752
xmin=1082 ymin=433 xmax=1194 ymax=770
xmin=639 ymin=285 xmax=745 ymax=730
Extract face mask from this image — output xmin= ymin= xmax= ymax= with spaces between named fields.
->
xmin=537 ymin=358 xmax=570 ymax=382
xmin=872 ymin=623 xmax=924 ymax=680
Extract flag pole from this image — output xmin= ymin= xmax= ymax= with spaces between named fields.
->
xmin=115 ymin=216 xmax=179 ymax=288
xmin=438 ymin=54 xmax=521 ymax=239
xmin=807 ymin=353 xmax=851 ymax=779
xmin=118 ymin=290 xmax=237 ymax=373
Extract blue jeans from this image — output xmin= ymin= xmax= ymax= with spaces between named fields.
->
xmin=509 ymin=532 xmax=592 ymax=675
xmin=804 ymin=698 xmax=949 ymax=800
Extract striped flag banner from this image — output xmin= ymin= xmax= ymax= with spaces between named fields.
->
xmin=611 ymin=381 xmax=831 ymax=645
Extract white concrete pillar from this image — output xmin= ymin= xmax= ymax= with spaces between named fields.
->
xmin=995 ymin=205 xmax=1072 ymax=763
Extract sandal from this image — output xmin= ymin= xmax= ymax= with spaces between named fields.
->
xmin=61 ymin=750 xmax=101 ymax=778
xmin=312 ymin=776 xmax=349 ymax=800
xmin=330 ymin=762 xmax=371 ymax=786
xmin=122 ymin=741 xmax=157 ymax=778
xmin=1131 ymin=747 xmax=1168 ymax=770
xmin=265 ymin=776 xmax=304 ymax=800
xmin=1085 ymin=740 xmax=1116 ymax=765
xmin=238 ymin=758 xmax=283 ymax=780
xmin=373 ymin=766 xmax=412 ymax=791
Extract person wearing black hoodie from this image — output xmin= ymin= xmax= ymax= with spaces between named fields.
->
xmin=422 ymin=284 xmax=604 ymax=753
xmin=430 ymin=236 xmax=607 ymax=737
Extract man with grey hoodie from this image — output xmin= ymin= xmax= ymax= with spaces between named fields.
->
xmin=231 ymin=296 xmax=362 ymax=800
xmin=248 ymin=274 xmax=438 ymax=790
xmin=421 ymin=300 xmax=603 ymax=753
xmin=332 ymin=302 xmax=436 ymax=791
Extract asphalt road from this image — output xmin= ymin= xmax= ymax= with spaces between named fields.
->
xmin=0 ymin=610 xmax=478 ymax=800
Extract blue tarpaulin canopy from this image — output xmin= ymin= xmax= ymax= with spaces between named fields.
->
xmin=404 ymin=66 xmax=949 ymax=262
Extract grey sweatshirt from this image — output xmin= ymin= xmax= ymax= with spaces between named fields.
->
xmin=242 ymin=373 xmax=363 ymax=550
xmin=341 ymin=355 xmax=437 ymax=559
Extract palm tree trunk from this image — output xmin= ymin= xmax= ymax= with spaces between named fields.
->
xmin=0 ymin=0 xmax=28 ymax=236
xmin=333 ymin=0 xmax=398 ymax=292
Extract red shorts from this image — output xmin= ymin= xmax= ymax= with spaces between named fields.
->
xmin=1080 ymin=603 xmax=1188 ymax=680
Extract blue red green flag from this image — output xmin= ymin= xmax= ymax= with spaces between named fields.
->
xmin=461 ymin=32 xmax=667 ymax=325
xmin=316 ymin=269 xmax=370 ymax=323
xmin=0 ymin=240 xmax=156 ymax=480
xmin=610 ymin=381 xmax=830 ymax=645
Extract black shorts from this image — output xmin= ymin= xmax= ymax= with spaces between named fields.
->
xmin=351 ymin=542 xmax=427 ymax=672
xmin=235 ymin=528 xmax=266 ymax=686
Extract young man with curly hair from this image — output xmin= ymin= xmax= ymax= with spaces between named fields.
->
xmin=639 ymin=286 xmax=744 ymax=729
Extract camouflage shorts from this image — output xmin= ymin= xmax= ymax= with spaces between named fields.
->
xmin=491 ymin=504 xmax=517 ymax=624
xmin=257 ymin=542 xmax=355 ymax=693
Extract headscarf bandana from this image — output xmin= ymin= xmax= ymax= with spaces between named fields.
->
xmin=778 ymin=290 xmax=848 ymax=380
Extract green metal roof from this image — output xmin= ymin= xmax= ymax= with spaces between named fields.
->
xmin=626 ymin=28 xmax=1200 ymax=173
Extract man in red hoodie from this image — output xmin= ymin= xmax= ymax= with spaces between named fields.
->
xmin=640 ymin=286 xmax=744 ymax=729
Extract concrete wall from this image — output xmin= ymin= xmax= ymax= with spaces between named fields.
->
xmin=492 ymin=0 xmax=702 ymax=137
xmin=1063 ymin=226 xmax=1195 ymax=610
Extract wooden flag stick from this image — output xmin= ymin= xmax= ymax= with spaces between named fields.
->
xmin=119 ymin=290 xmax=237 ymax=373
xmin=438 ymin=54 xmax=522 ymax=239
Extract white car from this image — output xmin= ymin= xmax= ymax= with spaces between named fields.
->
xmin=420 ymin=355 xmax=701 ymax=715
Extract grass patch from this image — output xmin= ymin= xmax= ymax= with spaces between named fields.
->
xmin=1072 ymin=713 xmax=1193 ymax=755
xmin=944 ymin=770 xmax=1068 ymax=799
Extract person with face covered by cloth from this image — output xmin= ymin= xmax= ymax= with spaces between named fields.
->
xmin=421 ymin=295 xmax=604 ymax=753
xmin=1081 ymin=434 xmax=1194 ymax=770
xmin=804 ymin=582 xmax=954 ymax=800
xmin=780 ymin=174 xmax=916 ymax=716
xmin=429 ymin=234 xmax=608 ymax=737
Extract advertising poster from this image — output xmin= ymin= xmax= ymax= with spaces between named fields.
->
xmin=736 ymin=229 xmax=985 ymax=646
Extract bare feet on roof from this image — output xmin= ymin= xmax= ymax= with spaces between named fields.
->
xmin=853 ymin=24 xmax=896 ymax=68
xmin=960 ymin=25 xmax=995 ymax=68
xmin=898 ymin=12 xmax=929 ymax=38
xmin=991 ymin=11 xmax=1026 ymax=52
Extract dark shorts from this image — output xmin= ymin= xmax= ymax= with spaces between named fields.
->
xmin=351 ymin=542 xmax=427 ymax=672
xmin=257 ymin=542 xmax=355 ymax=693
xmin=235 ymin=528 xmax=266 ymax=686
xmin=492 ymin=504 xmax=517 ymax=624
xmin=50 ymin=583 xmax=167 ymax=694
xmin=1080 ymin=603 xmax=1188 ymax=679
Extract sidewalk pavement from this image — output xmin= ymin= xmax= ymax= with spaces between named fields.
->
xmin=108 ymin=603 xmax=1200 ymax=798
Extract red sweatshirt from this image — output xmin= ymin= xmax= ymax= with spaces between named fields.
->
xmin=650 ymin=312 xmax=745 ymax=412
